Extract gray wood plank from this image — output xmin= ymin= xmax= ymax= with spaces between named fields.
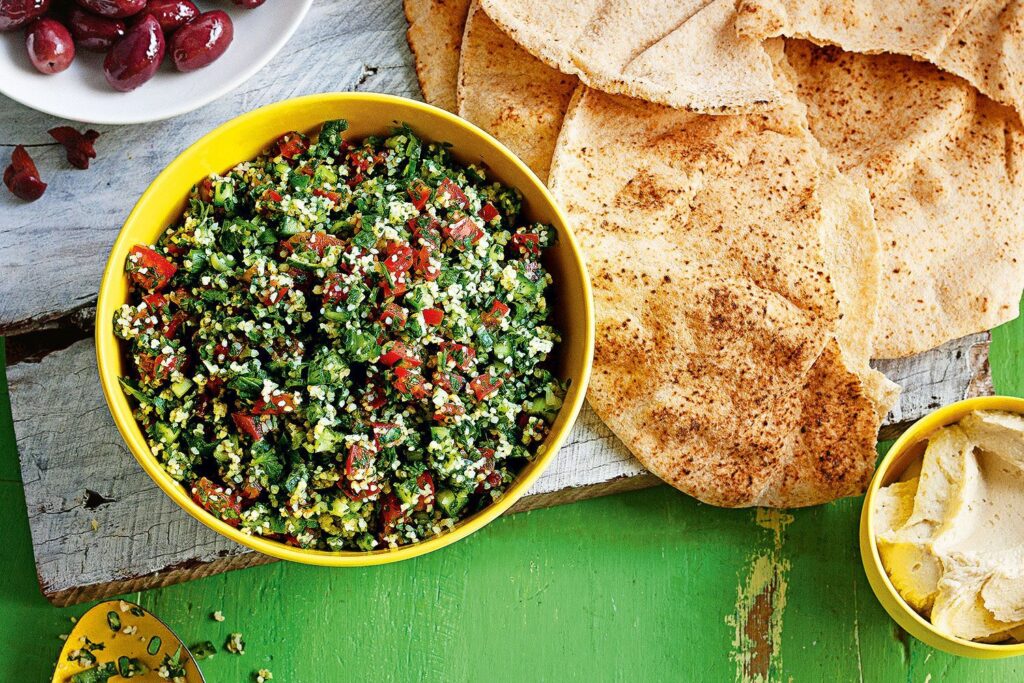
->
xmin=0 ymin=0 xmax=418 ymax=336
xmin=9 ymin=333 xmax=990 ymax=606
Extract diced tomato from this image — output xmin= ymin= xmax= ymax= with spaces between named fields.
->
xmin=414 ymin=247 xmax=440 ymax=281
xmin=341 ymin=479 xmax=381 ymax=501
xmin=381 ymin=275 xmax=408 ymax=299
xmin=422 ymin=308 xmax=444 ymax=326
xmin=347 ymin=147 xmax=376 ymax=172
xmin=312 ymin=188 xmax=342 ymax=205
xmin=440 ymin=342 xmax=476 ymax=371
xmin=411 ymin=219 xmax=443 ymax=250
xmin=283 ymin=231 xmax=344 ymax=257
xmin=252 ymin=392 xmax=297 ymax=415
xmin=190 ymin=477 xmax=242 ymax=527
xmin=393 ymin=371 xmax=428 ymax=399
xmin=438 ymin=177 xmax=469 ymax=208
xmin=262 ymin=188 xmax=283 ymax=203
xmin=163 ymin=242 xmax=188 ymax=257
xmin=380 ymin=341 xmax=421 ymax=368
xmin=432 ymin=402 xmax=465 ymax=423
xmin=346 ymin=173 xmax=364 ymax=188
xmin=433 ymin=369 xmax=465 ymax=393
xmin=445 ymin=216 xmax=477 ymax=242
xmin=274 ymin=131 xmax=308 ymax=160
xmin=364 ymin=384 xmax=387 ymax=410
xmin=379 ymin=302 xmax=408 ymax=329
xmin=481 ymin=299 xmax=511 ymax=328
xmin=478 ymin=202 xmax=499 ymax=222
xmin=163 ymin=311 xmax=188 ymax=339
xmin=415 ymin=471 xmax=435 ymax=511
xmin=372 ymin=422 xmax=404 ymax=448
xmin=126 ymin=245 xmax=177 ymax=292
xmin=136 ymin=350 xmax=182 ymax=384
xmin=321 ymin=272 xmax=348 ymax=304
xmin=407 ymin=180 xmax=431 ymax=210
xmin=260 ymin=284 xmax=290 ymax=307
xmin=141 ymin=292 xmax=168 ymax=314
xmin=379 ymin=493 xmax=405 ymax=535
xmin=239 ymin=478 xmax=263 ymax=501
xmin=232 ymin=412 xmax=271 ymax=441
xmin=197 ymin=177 xmax=214 ymax=203
xmin=469 ymin=373 xmax=502 ymax=401
xmin=211 ymin=338 xmax=249 ymax=364
xmin=511 ymin=232 xmax=541 ymax=256
xmin=473 ymin=449 xmax=503 ymax=494
xmin=345 ymin=443 xmax=375 ymax=478
xmin=383 ymin=244 xmax=414 ymax=275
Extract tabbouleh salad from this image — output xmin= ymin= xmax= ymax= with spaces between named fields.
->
xmin=114 ymin=119 xmax=565 ymax=551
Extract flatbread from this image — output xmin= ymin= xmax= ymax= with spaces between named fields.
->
xmin=456 ymin=1 xmax=577 ymax=180
xmin=783 ymin=40 xmax=1024 ymax=358
xmin=477 ymin=0 xmax=781 ymax=113
xmin=548 ymin=70 xmax=892 ymax=507
xmin=736 ymin=0 xmax=1024 ymax=122
xmin=404 ymin=0 xmax=473 ymax=111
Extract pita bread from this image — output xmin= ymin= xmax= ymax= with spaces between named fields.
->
xmin=783 ymin=40 xmax=1024 ymax=358
xmin=548 ymin=74 xmax=893 ymax=507
xmin=404 ymin=0 xmax=473 ymax=111
xmin=736 ymin=0 xmax=1024 ymax=122
xmin=457 ymin=2 xmax=578 ymax=180
xmin=477 ymin=0 xmax=781 ymax=112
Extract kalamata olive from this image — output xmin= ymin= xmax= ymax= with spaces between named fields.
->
xmin=68 ymin=7 xmax=124 ymax=50
xmin=74 ymin=0 xmax=145 ymax=18
xmin=0 ymin=0 xmax=49 ymax=31
xmin=170 ymin=10 xmax=231 ymax=72
xmin=145 ymin=0 xmax=195 ymax=33
xmin=26 ymin=17 xmax=75 ymax=73
xmin=3 ymin=145 xmax=46 ymax=201
xmin=103 ymin=13 xmax=164 ymax=91
xmin=231 ymin=0 xmax=265 ymax=7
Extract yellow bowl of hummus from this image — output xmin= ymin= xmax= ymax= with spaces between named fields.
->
xmin=861 ymin=395 xmax=1024 ymax=658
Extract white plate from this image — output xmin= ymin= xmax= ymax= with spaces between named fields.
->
xmin=0 ymin=1 xmax=312 ymax=125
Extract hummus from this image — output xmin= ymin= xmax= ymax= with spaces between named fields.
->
xmin=875 ymin=410 xmax=1024 ymax=642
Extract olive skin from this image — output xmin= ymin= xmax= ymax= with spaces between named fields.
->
xmin=145 ymin=0 xmax=196 ymax=33
xmin=0 ymin=0 xmax=50 ymax=31
xmin=67 ymin=7 xmax=124 ymax=51
xmin=26 ymin=17 xmax=75 ymax=73
xmin=169 ymin=9 xmax=232 ymax=72
xmin=103 ymin=13 xmax=164 ymax=91
xmin=74 ymin=0 xmax=146 ymax=19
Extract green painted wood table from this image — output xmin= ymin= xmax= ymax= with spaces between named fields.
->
xmin=5 ymin=313 xmax=1024 ymax=681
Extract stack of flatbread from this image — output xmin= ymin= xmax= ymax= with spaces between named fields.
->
xmin=404 ymin=0 xmax=1024 ymax=508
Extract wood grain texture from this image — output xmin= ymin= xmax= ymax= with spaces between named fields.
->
xmin=10 ymin=332 xmax=990 ymax=605
xmin=0 ymin=0 xmax=418 ymax=336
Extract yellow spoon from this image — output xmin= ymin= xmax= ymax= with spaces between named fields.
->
xmin=52 ymin=600 xmax=205 ymax=683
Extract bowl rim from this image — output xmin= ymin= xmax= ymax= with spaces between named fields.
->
xmin=95 ymin=92 xmax=595 ymax=566
xmin=861 ymin=394 xmax=1024 ymax=656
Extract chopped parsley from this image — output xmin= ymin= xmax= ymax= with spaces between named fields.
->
xmin=115 ymin=120 xmax=565 ymax=550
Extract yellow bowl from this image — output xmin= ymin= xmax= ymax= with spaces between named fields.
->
xmin=96 ymin=92 xmax=595 ymax=566
xmin=860 ymin=395 xmax=1024 ymax=658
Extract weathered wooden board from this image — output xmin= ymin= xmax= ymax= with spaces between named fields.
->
xmin=0 ymin=0 xmax=418 ymax=336
xmin=10 ymin=333 xmax=990 ymax=606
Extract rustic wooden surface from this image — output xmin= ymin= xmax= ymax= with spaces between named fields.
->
xmin=9 ymin=332 xmax=991 ymax=606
